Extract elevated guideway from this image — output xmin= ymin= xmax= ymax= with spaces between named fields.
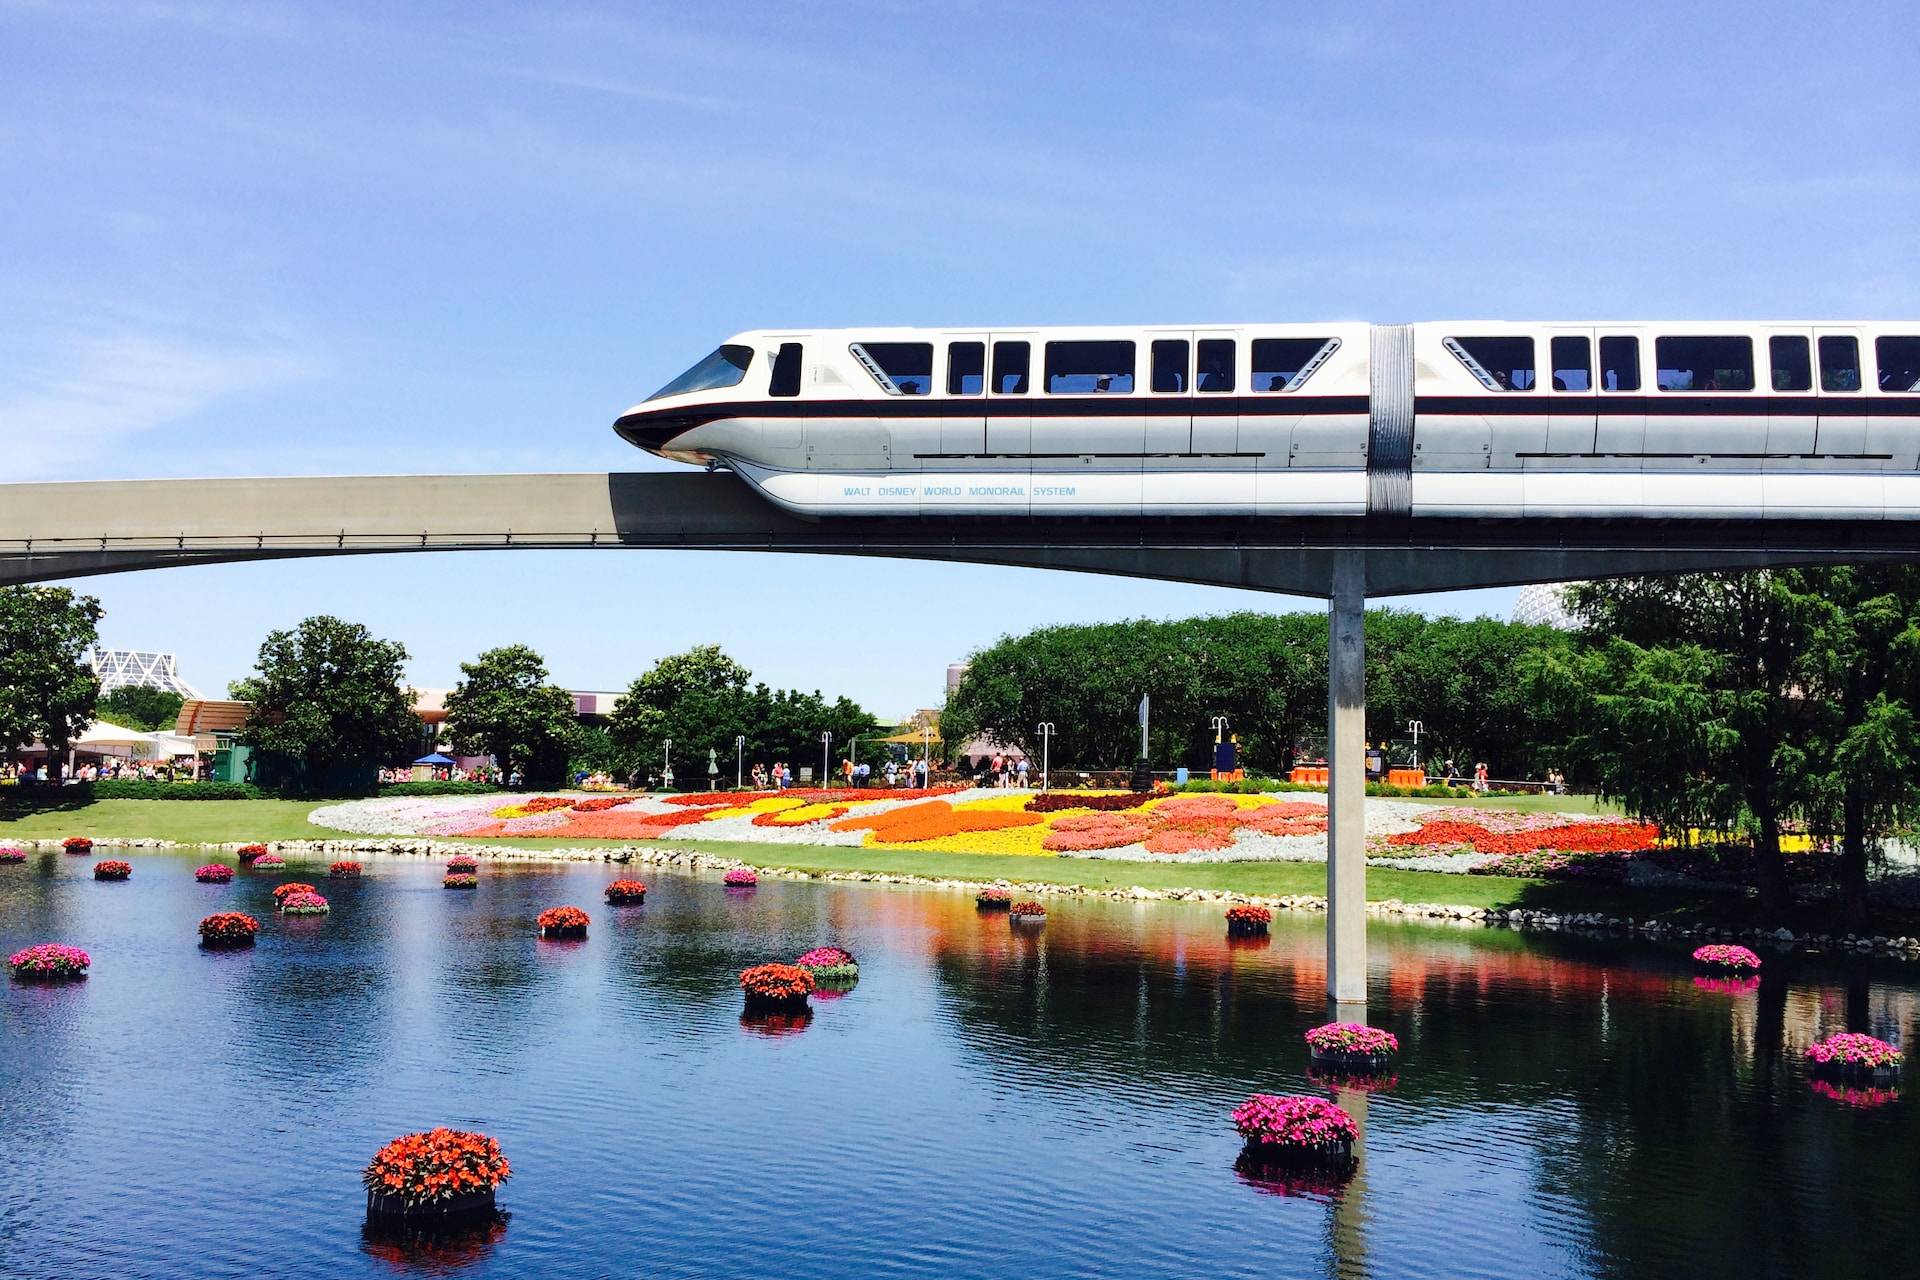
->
xmin=8 ymin=468 xmax=1920 ymax=1014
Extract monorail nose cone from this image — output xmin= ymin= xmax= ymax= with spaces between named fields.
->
xmin=613 ymin=407 xmax=694 ymax=453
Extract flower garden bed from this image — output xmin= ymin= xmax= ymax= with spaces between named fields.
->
xmin=1693 ymin=944 xmax=1762 ymax=972
xmin=329 ymin=860 xmax=363 ymax=879
xmin=194 ymin=863 xmax=234 ymax=883
xmin=1226 ymin=904 xmax=1271 ymax=936
xmin=364 ymin=1128 xmax=511 ymax=1221
xmin=9 ymin=942 xmax=90 ymax=979
xmin=199 ymin=912 xmax=260 ymax=947
xmin=0 ymin=846 xmax=25 ymax=864
xmin=279 ymin=890 xmax=331 ymax=916
xmin=92 ymin=860 xmax=132 ymax=881
xmin=444 ymin=873 xmax=478 ymax=890
xmin=1231 ymin=1094 xmax=1357 ymax=1165
xmin=604 ymin=879 xmax=648 ymax=905
xmin=1806 ymin=1033 xmax=1904 ymax=1084
xmin=794 ymin=945 xmax=858 ymax=983
xmin=740 ymin=962 xmax=814 ymax=1009
xmin=1304 ymin=1022 xmax=1399 ymax=1072
xmin=62 ymin=835 xmax=93 ymax=855
xmin=537 ymin=905 xmax=589 ymax=939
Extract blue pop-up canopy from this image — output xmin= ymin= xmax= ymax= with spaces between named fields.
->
xmin=412 ymin=752 xmax=456 ymax=766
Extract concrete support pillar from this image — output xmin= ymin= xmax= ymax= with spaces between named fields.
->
xmin=1326 ymin=551 xmax=1367 ymax=1010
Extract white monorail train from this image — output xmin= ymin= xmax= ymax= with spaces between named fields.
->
xmin=614 ymin=323 xmax=1920 ymax=518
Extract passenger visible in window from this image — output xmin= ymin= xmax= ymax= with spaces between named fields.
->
xmin=1197 ymin=339 xmax=1235 ymax=393
xmin=1550 ymin=337 xmax=1591 ymax=392
xmin=1820 ymin=336 xmax=1861 ymax=392
xmin=1599 ymin=337 xmax=1640 ymax=392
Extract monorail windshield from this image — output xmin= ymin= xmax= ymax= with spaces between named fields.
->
xmin=649 ymin=344 xmax=753 ymax=401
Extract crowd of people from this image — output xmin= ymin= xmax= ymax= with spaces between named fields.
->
xmin=2 ymin=757 xmax=192 ymax=784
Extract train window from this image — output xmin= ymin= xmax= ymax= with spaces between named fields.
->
xmin=992 ymin=341 xmax=1030 ymax=394
xmin=1769 ymin=336 xmax=1811 ymax=392
xmin=1445 ymin=337 xmax=1535 ymax=391
xmin=1878 ymin=337 xmax=1920 ymax=391
xmin=1252 ymin=337 xmax=1339 ymax=391
xmin=1656 ymin=336 xmax=1754 ymax=392
xmin=947 ymin=342 xmax=984 ymax=396
xmin=1599 ymin=336 xmax=1639 ymax=391
xmin=1197 ymin=338 xmax=1235 ymax=392
xmin=1820 ymin=336 xmax=1862 ymax=392
xmin=1045 ymin=340 xmax=1135 ymax=393
xmin=1550 ymin=337 xmax=1591 ymax=392
xmin=849 ymin=342 xmax=933 ymax=395
xmin=769 ymin=343 xmax=803 ymax=397
xmin=1151 ymin=340 xmax=1188 ymax=393
xmin=647 ymin=344 xmax=753 ymax=401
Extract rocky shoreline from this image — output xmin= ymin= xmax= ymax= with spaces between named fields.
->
xmin=20 ymin=834 xmax=1920 ymax=960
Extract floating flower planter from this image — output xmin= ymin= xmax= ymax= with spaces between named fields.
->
xmin=271 ymin=881 xmax=318 ymax=906
xmin=537 ymin=905 xmax=589 ymax=939
xmin=1304 ymin=1023 xmax=1399 ymax=1073
xmin=1231 ymin=1094 xmax=1358 ymax=1166
xmin=194 ymin=863 xmax=234 ymax=883
xmin=443 ymin=873 xmax=478 ymax=890
xmin=975 ymin=888 xmax=1012 ymax=910
xmin=740 ymin=962 xmax=814 ymax=1009
xmin=0 ymin=846 xmax=25 ymax=864
xmin=329 ymin=860 xmax=363 ymax=879
xmin=794 ymin=945 xmax=859 ymax=984
xmin=237 ymin=844 xmax=268 ymax=864
xmin=92 ymin=860 xmax=132 ymax=881
xmin=251 ymin=853 xmax=286 ymax=870
xmin=62 ymin=836 xmax=93 ymax=855
xmin=363 ymin=1128 xmax=511 ymax=1222
xmin=1226 ymin=904 xmax=1271 ymax=937
xmin=1692 ymin=944 xmax=1761 ymax=972
xmin=1806 ymin=1032 xmax=1904 ymax=1084
xmin=8 ymin=942 xmax=90 ymax=980
xmin=199 ymin=912 xmax=260 ymax=948
xmin=1008 ymin=900 xmax=1047 ymax=925
xmin=279 ymin=890 xmax=331 ymax=916
xmin=722 ymin=867 xmax=758 ymax=888
xmin=446 ymin=855 xmax=480 ymax=874
xmin=604 ymin=879 xmax=648 ymax=905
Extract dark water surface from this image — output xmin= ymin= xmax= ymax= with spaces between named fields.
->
xmin=3 ymin=850 xmax=1917 ymax=1279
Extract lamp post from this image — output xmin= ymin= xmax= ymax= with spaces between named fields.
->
xmin=662 ymin=738 xmax=673 ymax=792
xmin=1407 ymin=719 xmax=1423 ymax=770
xmin=819 ymin=730 xmax=832 ymax=788
xmin=922 ymin=722 xmax=933 ymax=785
xmin=735 ymin=734 xmax=745 ymax=789
xmin=849 ymin=735 xmax=859 ymax=786
xmin=1037 ymin=722 xmax=1054 ymax=791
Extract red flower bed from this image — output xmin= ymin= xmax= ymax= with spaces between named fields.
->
xmin=537 ymin=905 xmax=590 ymax=938
xmin=271 ymin=881 xmax=317 ymax=906
xmin=514 ymin=796 xmax=573 ymax=815
xmin=740 ymin=962 xmax=815 ymax=1004
xmin=237 ymin=843 xmax=268 ymax=862
xmin=569 ymin=796 xmax=632 ymax=812
xmin=1042 ymin=812 xmax=1152 ymax=851
xmin=62 ymin=836 xmax=93 ymax=854
xmin=444 ymin=873 xmax=478 ymax=890
xmin=831 ymin=799 xmax=1042 ymax=844
xmin=363 ymin=1129 xmax=511 ymax=1207
xmin=194 ymin=863 xmax=234 ymax=883
xmin=604 ymin=879 xmax=648 ymax=905
xmin=328 ymin=860 xmax=363 ymax=879
xmin=92 ymin=860 xmax=132 ymax=881
xmin=1388 ymin=818 xmax=1659 ymax=856
xmin=198 ymin=912 xmax=259 ymax=946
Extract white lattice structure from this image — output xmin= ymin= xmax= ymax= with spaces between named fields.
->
xmin=1511 ymin=583 xmax=1582 ymax=630
xmin=87 ymin=648 xmax=202 ymax=699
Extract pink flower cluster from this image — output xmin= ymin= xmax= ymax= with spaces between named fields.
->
xmin=278 ymin=890 xmax=331 ymax=916
xmin=722 ymin=867 xmax=757 ymax=887
xmin=0 ymin=846 xmax=25 ymax=863
xmin=8 ymin=943 xmax=91 ymax=978
xmin=1304 ymin=1022 xmax=1399 ymax=1057
xmin=194 ymin=864 xmax=234 ymax=883
xmin=1231 ymin=1094 xmax=1358 ymax=1149
xmin=1692 ymin=944 xmax=1762 ymax=971
xmin=1806 ymin=1032 xmax=1904 ymax=1071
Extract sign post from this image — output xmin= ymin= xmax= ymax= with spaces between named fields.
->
xmin=1130 ymin=694 xmax=1153 ymax=792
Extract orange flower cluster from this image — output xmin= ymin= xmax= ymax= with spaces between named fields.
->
xmin=271 ymin=881 xmax=317 ymax=906
xmin=1386 ymin=819 xmax=1660 ymax=855
xmin=517 ymin=797 xmax=573 ymax=815
xmin=537 ymin=905 xmax=590 ymax=936
xmin=740 ymin=962 xmax=816 ymax=1002
xmin=569 ymin=796 xmax=631 ymax=813
xmin=604 ymin=879 xmax=648 ymax=905
xmin=830 ymin=799 xmax=1042 ymax=844
xmin=92 ymin=860 xmax=132 ymax=880
xmin=237 ymin=844 xmax=268 ymax=861
xmin=328 ymin=860 xmax=363 ymax=878
xmin=362 ymin=1128 xmax=511 ymax=1203
xmin=198 ymin=912 xmax=259 ymax=945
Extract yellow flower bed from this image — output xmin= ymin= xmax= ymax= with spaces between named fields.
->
xmin=706 ymin=796 xmax=805 ymax=820
xmin=871 ymin=825 xmax=1058 ymax=856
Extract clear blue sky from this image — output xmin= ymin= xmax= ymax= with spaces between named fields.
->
xmin=5 ymin=2 xmax=1915 ymax=714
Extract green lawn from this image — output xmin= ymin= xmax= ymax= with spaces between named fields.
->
xmin=0 ymin=798 xmax=358 ymax=842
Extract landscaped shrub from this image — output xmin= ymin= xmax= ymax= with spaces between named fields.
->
xmin=90 ymin=780 xmax=265 ymax=801
xmin=92 ymin=860 xmax=132 ymax=881
xmin=1231 ymin=1094 xmax=1358 ymax=1159
xmin=603 ymin=879 xmax=647 ymax=905
xmin=62 ymin=835 xmax=93 ymax=854
xmin=198 ymin=913 xmax=259 ymax=947
xmin=1226 ymin=904 xmax=1271 ymax=936
xmin=279 ymin=890 xmax=330 ymax=916
xmin=722 ymin=867 xmax=758 ymax=887
xmin=328 ymin=860 xmax=363 ymax=879
xmin=537 ymin=905 xmax=589 ymax=938
xmin=443 ymin=873 xmax=478 ymax=890
xmin=377 ymin=781 xmax=501 ymax=797
xmin=363 ymin=1129 xmax=511 ymax=1212
xmin=794 ymin=945 xmax=858 ymax=983
xmin=740 ymin=962 xmax=815 ymax=1006
xmin=194 ymin=864 xmax=234 ymax=883
xmin=1692 ymin=944 xmax=1762 ymax=971
xmin=8 ymin=942 xmax=90 ymax=978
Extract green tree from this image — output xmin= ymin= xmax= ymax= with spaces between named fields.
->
xmin=0 ymin=586 xmax=103 ymax=779
xmin=231 ymin=615 xmax=419 ymax=793
xmin=609 ymin=645 xmax=754 ymax=783
xmin=98 ymin=686 xmax=186 ymax=733
xmin=443 ymin=644 xmax=580 ymax=787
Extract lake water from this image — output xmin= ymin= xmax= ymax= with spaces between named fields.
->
xmin=2 ymin=850 xmax=1917 ymax=1279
